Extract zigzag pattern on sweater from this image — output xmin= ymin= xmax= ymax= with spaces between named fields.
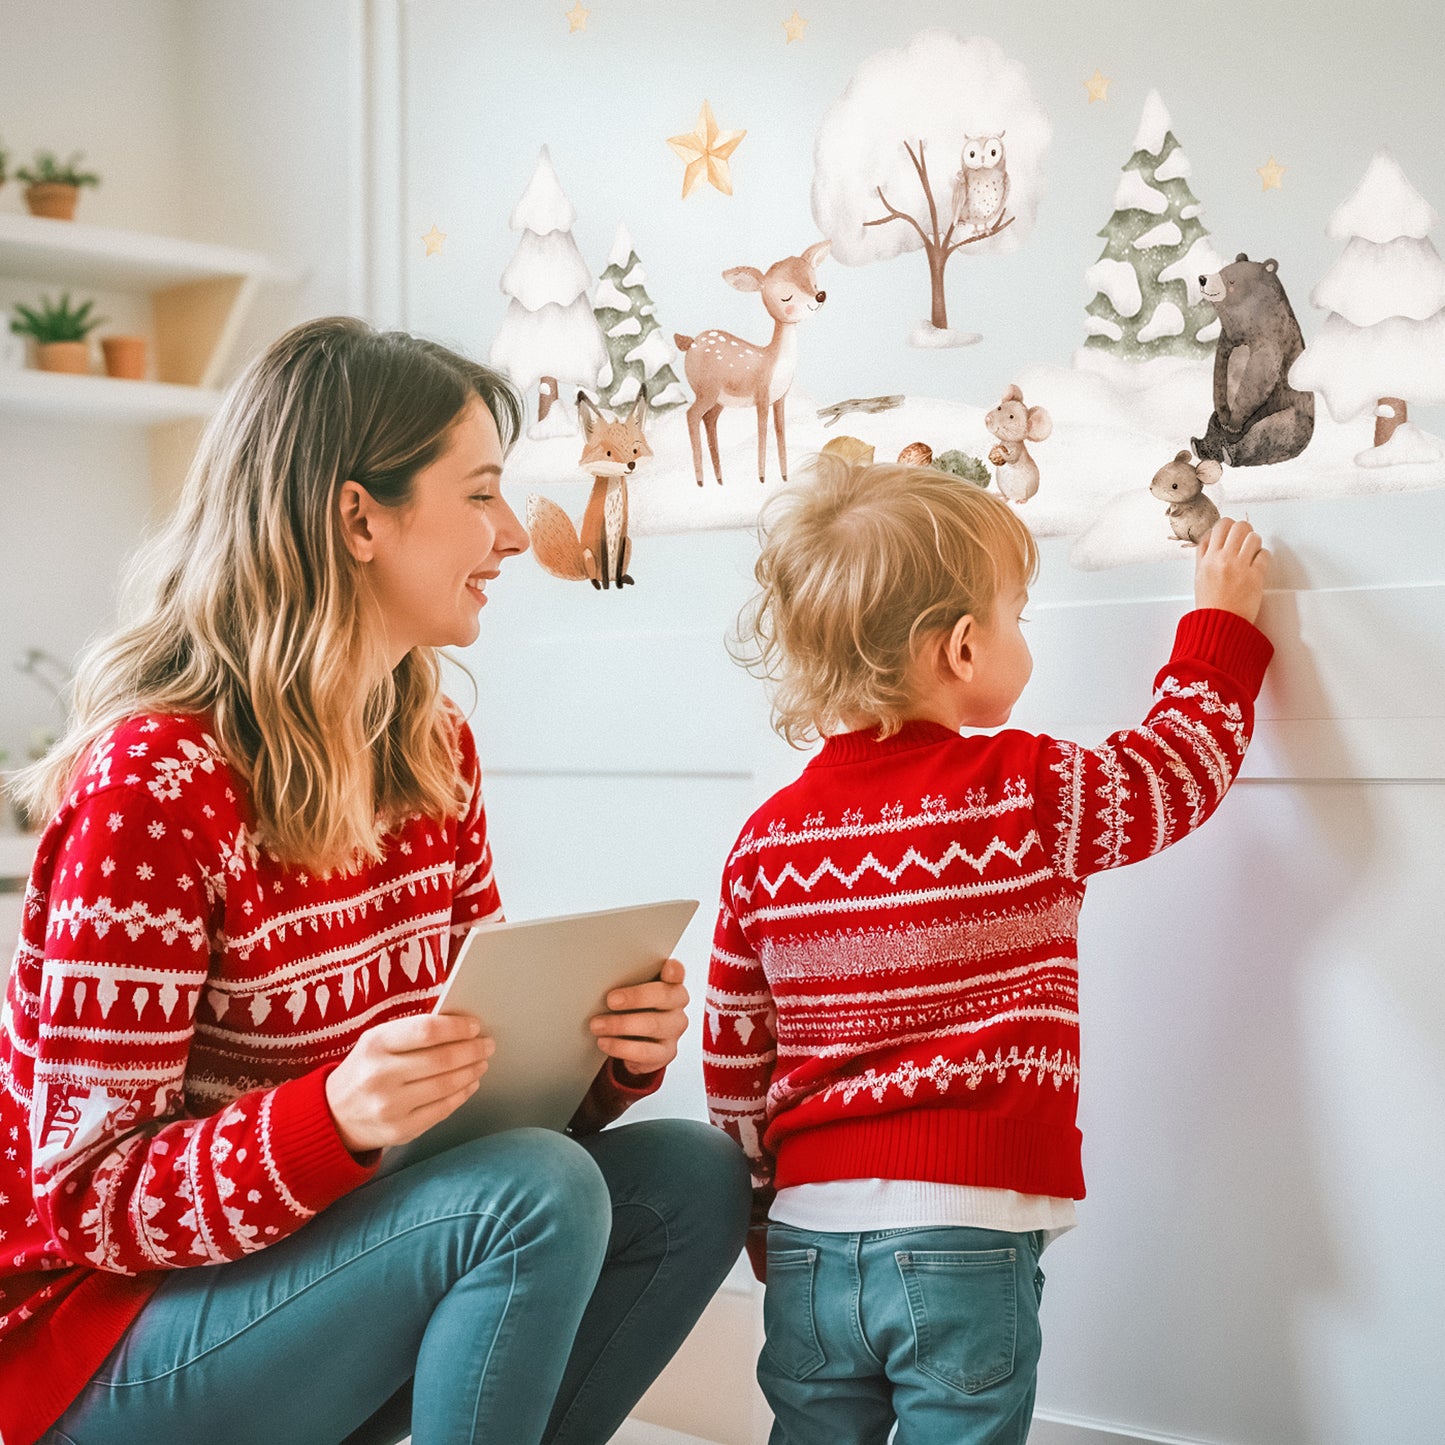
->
xmin=733 ymin=832 xmax=1046 ymax=904
xmin=736 ymin=869 xmax=1061 ymax=928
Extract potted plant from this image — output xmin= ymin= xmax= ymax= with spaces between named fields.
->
xmin=0 ymin=136 xmax=9 ymax=189
xmin=10 ymin=294 xmax=106 ymax=375
xmin=101 ymin=334 xmax=148 ymax=380
xmin=15 ymin=150 xmax=101 ymax=221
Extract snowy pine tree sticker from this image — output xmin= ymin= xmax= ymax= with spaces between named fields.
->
xmin=593 ymin=224 xmax=687 ymax=414
xmin=1290 ymin=151 xmax=1445 ymax=468
xmin=490 ymin=147 xmax=607 ymax=441
xmin=1083 ymin=90 xmax=1223 ymax=365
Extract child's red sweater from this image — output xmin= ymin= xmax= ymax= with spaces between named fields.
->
xmin=0 ymin=712 xmax=656 ymax=1445
xmin=705 ymin=608 xmax=1272 ymax=1202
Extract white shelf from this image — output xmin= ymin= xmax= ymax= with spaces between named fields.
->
xmin=0 ymin=211 xmax=286 ymax=290
xmin=0 ymin=366 xmax=221 ymax=423
xmin=0 ymin=213 xmax=289 ymax=495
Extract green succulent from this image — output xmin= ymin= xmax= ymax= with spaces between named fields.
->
xmin=16 ymin=150 xmax=101 ymax=188
xmin=934 ymin=450 xmax=991 ymax=487
xmin=10 ymin=293 xmax=106 ymax=343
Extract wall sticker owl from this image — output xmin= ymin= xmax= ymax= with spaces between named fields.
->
xmin=950 ymin=133 xmax=1010 ymax=237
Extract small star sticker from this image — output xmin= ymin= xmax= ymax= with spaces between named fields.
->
xmin=566 ymin=2 xmax=588 ymax=32
xmin=421 ymin=224 xmax=446 ymax=256
xmin=1085 ymin=68 xmax=1111 ymax=104
xmin=1257 ymin=156 xmax=1286 ymax=191
xmin=783 ymin=10 xmax=808 ymax=42
xmin=666 ymin=100 xmax=746 ymax=199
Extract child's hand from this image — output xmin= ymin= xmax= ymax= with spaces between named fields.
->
xmin=1194 ymin=517 xmax=1270 ymax=625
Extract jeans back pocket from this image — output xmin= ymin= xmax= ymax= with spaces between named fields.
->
xmin=760 ymin=1246 xmax=827 ymax=1381
xmin=894 ymin=1247 xmax=1017 ymax=1395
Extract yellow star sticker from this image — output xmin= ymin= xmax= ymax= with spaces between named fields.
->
xmin=565 ymin=2 xmax=588 ymax=32
xmin=666 ymin=100 xmax=746 ymax=199
xmin=1257 ymin=156 xmax=1286 ymax=191
xmin=421 ymin=224 xmax=446 ymax=256
xmin=1085 ymin=68 xmax=1111 ymax=104
xmin=783 ymin=10 xmax=808 ymax=42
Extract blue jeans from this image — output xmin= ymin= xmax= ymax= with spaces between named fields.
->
xmin=757 ymin=1224 xmax=1047 ymax=1445
xmin=44 ymin=1119 xmax=751 ymax=1445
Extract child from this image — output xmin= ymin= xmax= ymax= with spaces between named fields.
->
xmin=704 ymin=454 xmax=1272 ymax=1444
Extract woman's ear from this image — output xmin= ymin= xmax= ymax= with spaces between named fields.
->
xmin=338 ymin=480 xmax=378 ymax=562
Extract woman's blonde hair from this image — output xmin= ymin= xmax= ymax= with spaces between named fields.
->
xmin=732 ymin=452 xmax=1039 ymax=747
xmin=14 ymin=316 xmax=523 ymax=871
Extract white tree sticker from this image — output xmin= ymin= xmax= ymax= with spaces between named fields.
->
xmin=490 ymin=146 xmax=607 ymax=440
xmin=811 ymin=31 xmax=1051 ymax=348
xmin=1291 ymin=150 xmax=1445 ymax=462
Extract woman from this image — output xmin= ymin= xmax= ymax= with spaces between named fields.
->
xmin=0 ymin=318 xmax=751 ymax=1445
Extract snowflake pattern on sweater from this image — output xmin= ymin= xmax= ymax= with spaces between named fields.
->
xmin=0 ymin=710 xmax=653 ymax=1445
xmin=704 ymin=609 xmax=1273 ymax=1201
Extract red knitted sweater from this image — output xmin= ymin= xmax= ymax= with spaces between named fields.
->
xmin=0 ymin=712 xmax=657 ymax=1445
xmin=705 ymin=609 xmax=1272 ymax=1202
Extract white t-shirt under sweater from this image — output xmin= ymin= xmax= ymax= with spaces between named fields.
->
xmin=772 ymin=1180 xmax=1076 ymax=1247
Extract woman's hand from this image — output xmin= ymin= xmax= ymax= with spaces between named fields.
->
xmin=589 ymin=956 xmax=690 ymax=1078
xmin=325 ymin=1013 xmax=494 ymax=1154
xmin=1194 ymin=516 xmax=1270 ymax=625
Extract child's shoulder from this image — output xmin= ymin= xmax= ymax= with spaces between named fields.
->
xmin=723 ymin=727 xmax=1050 ymax=862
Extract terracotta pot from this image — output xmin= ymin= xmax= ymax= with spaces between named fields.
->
xmin=24 ymin=182 xmax=79 ymax=220
xmin=35 ymin=341 xmax=90 ymax=375
xmin=102 ymin=335 xmax=148 ymax=381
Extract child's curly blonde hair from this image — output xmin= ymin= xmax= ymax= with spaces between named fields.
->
xmin=732 ymin=452 xmax=1039 ymax=746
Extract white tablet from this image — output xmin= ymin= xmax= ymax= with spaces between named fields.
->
xmin=379 ymin=897 xmax=699 ymax=1173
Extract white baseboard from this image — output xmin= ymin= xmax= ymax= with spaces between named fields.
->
xmin=1030 ymin=1410 xmax=1215 ymax=1445
xmin=608 ymin=1422 xmax=724 ymax=1445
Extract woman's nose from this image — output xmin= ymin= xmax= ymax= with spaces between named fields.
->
xmin=497 ymin=497 xmax=530 ymax=555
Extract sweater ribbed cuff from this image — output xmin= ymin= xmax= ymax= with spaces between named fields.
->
xmin=608 ymin=1058 xmax=666 ymax=1098
xmin=1163 ymin=608 xmax=1274 ymax=700
xmin=267 ymin=1065 xmax=380 ymax=1213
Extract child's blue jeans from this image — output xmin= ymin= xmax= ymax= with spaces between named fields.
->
xmin=43 ymin=1119 xmax=751 ymax=1445
xmin=758 ymin=1223 xmax=1047 ymax=1445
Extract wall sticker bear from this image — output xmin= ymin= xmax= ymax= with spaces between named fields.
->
xmin=1192 ymin=253 xmax=1315 ymax=468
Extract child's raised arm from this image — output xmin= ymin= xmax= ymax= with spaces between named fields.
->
xmin=1034 ymin=517 xmax=1273 ymax=882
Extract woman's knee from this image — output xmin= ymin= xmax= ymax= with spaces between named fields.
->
xmin=659 ymin=1118 xmax=752 ymax=1205
xmin=404 ymin=1127 xmax=614 ymax=1264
